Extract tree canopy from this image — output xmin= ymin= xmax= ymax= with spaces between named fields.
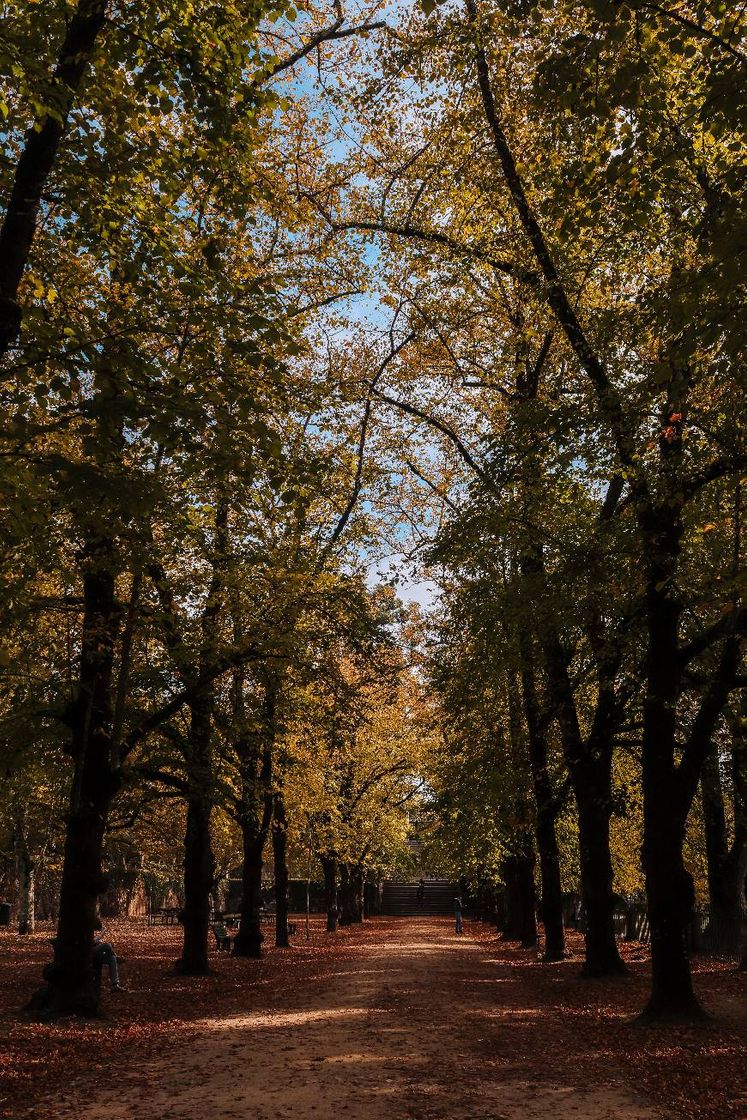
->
xmin=0 ymin=0 xmax=744 ymax=1026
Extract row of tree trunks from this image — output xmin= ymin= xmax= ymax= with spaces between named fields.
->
xmin=464 ymin=10 xmax=744 ymax=1017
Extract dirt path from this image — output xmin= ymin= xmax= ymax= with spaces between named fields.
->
xmin=55 ymin=919 xmax=659 ymax=1120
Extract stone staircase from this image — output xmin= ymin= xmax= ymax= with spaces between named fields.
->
xmin=382 ymin=879 xmax=456 ymax=917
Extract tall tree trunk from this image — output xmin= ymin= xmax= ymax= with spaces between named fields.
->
xmin=232 ymin=756 xmax=273 ymax=959
xmin=541 ymin=628 xmax=626 ymax=977
xmin=27 ymin=539 xmax=119 ymax=1017
xmin=0 ymin=0 xmax=108 ymax=356
xmin=700 ymin=710 xmax=747 ymax=953
xmin=13 ymin=806 xmax=35 ymax=935
xmin=272 ymin=789 xmax=290 ymax=948
xmin=501 ymin=844 xmax=537 ymax=948
xmin=235 ymin=828 xmax=266 ymax=957
xmin=701 ymin=744 xmax=734 ymax=928
xmin=641 ymin=798 xmax=699 ymax=1019
xmin=233 ymin=745 xmax=273 ymax=959
xmin=515 ymin=639 xmax=565 ymax=962
xmin=573 ymin=761 xmax=625 ymax=976
xmin=535 ymin=797 xmax=564 ymax=961
xmin=338 ymin=863 xmax=358 ymax=926
xmin=640 ymin=512 xmax=704 ymax=1021
xmin=353 ymin=864 xmax=365 ymax=923
xmin=321 ymin=854 xmax=339 ymax=932
xmin=176 ymin=692 xmax=215 ymax=976
xmin=731 ymin=697 xmax=747 ymax=967
xmin=179 ymin=791 xmax=214 ymax=974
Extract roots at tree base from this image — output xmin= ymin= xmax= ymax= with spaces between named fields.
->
xmin=172 ymin=958 xmax=213 ymax=976
xmin=635 ymin=994 xmax=712 ymax=1024
xmin=580 ymin=958 xmax=629 ymax=978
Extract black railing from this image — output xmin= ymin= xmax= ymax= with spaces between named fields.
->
xmin=470 ymin=899 xmax=746 ymax=963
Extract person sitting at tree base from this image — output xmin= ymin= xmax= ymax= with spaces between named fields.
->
xmin=93 ymin=933 xmax=127 ymax=992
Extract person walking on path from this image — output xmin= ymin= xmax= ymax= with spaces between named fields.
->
xmin=416 ymin=879 xmax=425 ymax=909
xmin=454 ymin=895 xmax=463 ymax=934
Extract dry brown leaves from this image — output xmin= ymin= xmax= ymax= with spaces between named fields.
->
xmin=0 ymin=916 xmax=364 ymax=1119
xmin=469 ymin=923 xmax=747 ymax=1120
xmin=1 ymin=919 xmax=745 ymax=1120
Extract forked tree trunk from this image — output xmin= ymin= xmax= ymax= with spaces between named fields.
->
xmin=14 ymin=807 xmax=35 ymax=935
xmin=322 ymin=854 xmax=339 ymax=932
xmin=272 ymin=791 xmax=290 ymax=948
xmin=540 ymin=629 xmax=626 ymax=977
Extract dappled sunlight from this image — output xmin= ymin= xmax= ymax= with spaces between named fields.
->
xmin=201 ymin=1005 xmax=389 ymax=1031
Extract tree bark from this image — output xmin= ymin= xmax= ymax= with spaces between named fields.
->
xmin=540 ymin=626 xmax=626 ymax=977
xmin=701 ymin=744 xmax=737 ymax=934
xmin=338 ymin=863 xmax=362 ymax=926
xmin=13 ymin=806 xmax=35 ymax=935
xmin=501 ymin=844 xmax=537 ymax=948
xmin=516 ymin=638 xmax=565 ymax=961
xmin=272 ymin=789 xmax=290 ymax=948
xmin=0 ymin=0 xmax=108 ymax=356
xmin=639 ymin=512 xmax=704 ymax=1020
xmin=175 ymin=692 xmax=215 ymax=976
xmin=232 ymin=687 xmax=274 ymax=958
xmin=234 ymin=828 xmax=266 ymax=958
xmin=574 ymin=762 xmax=625 ymax=976
xmin=353 ymin=864 xmax=365 ymax=923
xmin=321 ymin=854 xmax=339 ymax=931
xmin=27 ymin=539 xmax=119 ymax=1017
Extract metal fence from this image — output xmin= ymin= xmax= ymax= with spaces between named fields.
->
xmin=474 ymin=898 xmax=746 ymax=963
xmin=613 ymin=904 xmax=745 ymax=961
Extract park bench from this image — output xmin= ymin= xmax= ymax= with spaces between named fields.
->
xmin=210 ymin=912 xmax=297 ymax=948
xmin=147 ymin=906 xmax=180 ymax=926
xmin=211 ymin=922 xmax=233 ymax=951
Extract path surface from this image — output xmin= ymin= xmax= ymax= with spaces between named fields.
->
xmin=59 ymin=920 xmax=660 ymax=1120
